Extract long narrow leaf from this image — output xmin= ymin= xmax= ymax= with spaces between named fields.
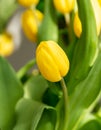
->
xmin=67 ymin=53 xmax=101 ymax=129
xmin=0 ymin=56 xmax=23 ymax=130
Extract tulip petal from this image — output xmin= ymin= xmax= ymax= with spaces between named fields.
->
xmin=36 ymin=46 xmax=62 ymax=82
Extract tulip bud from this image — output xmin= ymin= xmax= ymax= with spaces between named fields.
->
xmin=22 ymin=9 xmax=43 ymax=42
xmin=36 ymin=41 xmax=69 ymax=82
xmin=0 ymin=33 xmax=14 ymax=57
xmin=73 ymin=12 xmax=82 ymax=38
xmin=53 ymin=0 xmax=75 ymax=14
xmin=18 ymin=0 xmax=39 ymax=7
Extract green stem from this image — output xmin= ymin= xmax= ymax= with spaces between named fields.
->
xmin=60 ymin=78 xmax=69 ymax=130
xmin=17 ymin=59 xmax=36 ymax=79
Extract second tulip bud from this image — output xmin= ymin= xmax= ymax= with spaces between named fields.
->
xmin=22 ymin=9 xmax=43 ymax=43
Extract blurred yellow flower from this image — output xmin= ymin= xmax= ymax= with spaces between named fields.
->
xmin=53 ymin=0 xmax=75 ymax=14
xmin=18 ymin=0 xmax=39 ymax=7
xmin=22 ymin=9 xmax=43 ymax=42
xmin=0 ymin=33 xmax=14 ymax=57
xmin=36 ymin=40 xmax=69 ymax=82
xmin=73 ymin=12 xmax=82 ymax=38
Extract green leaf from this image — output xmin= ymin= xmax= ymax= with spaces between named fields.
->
xmin=78 ymin=114 xmax=101 ymax=130
xmin=68 ymin=0 xmax=98 ymax=93
xmin=67 ymin=53 xmax=101 ymax=130
xmin=13 ymin=98 xmax=57 ymax=130
xmin=24 ymin=75 xmax=48 ymax=101
xmin=79 ymin=120 xmax=101 ymax=130
xmin=36 ymin=108 xmax=56 ymax=130
xmin=0 ymin=0 xmax=18 ymax=32
xmin=0 ymin=56 xmax=23 ymax=130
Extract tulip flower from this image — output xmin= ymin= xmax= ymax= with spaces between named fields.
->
xmin=22 ymin=9 xmax=43 ymax=42
xmin=73 ymin=12 xmax=82 ymax=38
xmin=53 ymin=0 xmax=75 ymax=14
xmin=36 ymin=40 xmax=69 ymax=82
xmin=18 ymin=0 xmax=39 ymax=7
xmin=0 ymin=33 xmax=14 ymax=57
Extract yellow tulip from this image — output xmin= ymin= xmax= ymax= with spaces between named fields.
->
xmin=73 ymin=12 xmax=82 ymax=38
xmin=18 ymin=0 xmax=39 ymax=7
xmin=36 ymin=41 xmax=69 ymax=82
xmin=0 ymin=33 xmax=14 ymax=57
xmin=22 ymin=9 xmax=43 ymax=42
xmin=53 ymin=0 xmax=75 ymax=14
xmin=73 ymin=0 xmax=101 ymax=37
